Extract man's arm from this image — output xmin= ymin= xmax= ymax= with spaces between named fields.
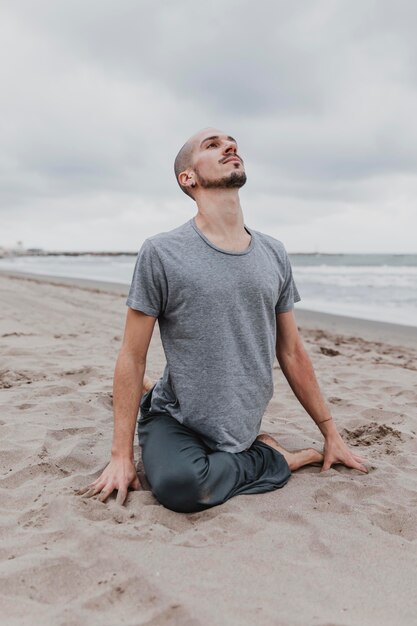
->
xmin=275 ymin=310 xmax=368 ymax=473
xmin=78 ymin=307 xmax=158 ymax=505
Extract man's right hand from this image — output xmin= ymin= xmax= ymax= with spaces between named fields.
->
xmin=77 ymin=455 xmax=142 ymax=506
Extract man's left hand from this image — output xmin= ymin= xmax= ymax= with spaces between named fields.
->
xmin=321 ymin=431 xmax=368 ymax=473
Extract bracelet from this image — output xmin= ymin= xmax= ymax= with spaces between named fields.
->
xmin=318 ymin=417 xmax=333 ymax=424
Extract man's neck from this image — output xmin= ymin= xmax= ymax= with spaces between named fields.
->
xmin=194 ymin=189 xmax=247 ymax=242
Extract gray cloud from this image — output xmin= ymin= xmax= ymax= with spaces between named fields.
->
xmin=1 ymin=0 xmax=416 ymax=251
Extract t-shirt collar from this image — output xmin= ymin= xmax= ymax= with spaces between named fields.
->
xmin=189 ymin=217 xmax=255 ymax=256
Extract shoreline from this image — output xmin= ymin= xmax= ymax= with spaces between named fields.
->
xmin=2 ymin=268 xmax=417 ymax=349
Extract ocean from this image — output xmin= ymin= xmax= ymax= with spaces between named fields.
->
xmin=1 ymin=253 xmax=416 ymax=328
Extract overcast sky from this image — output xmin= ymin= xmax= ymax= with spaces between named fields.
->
xmin=1 ymin=0 xmax=416 ymax=253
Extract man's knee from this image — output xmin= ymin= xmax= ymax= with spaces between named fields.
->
xmin=151 ymin=465 xmax=207 ymax=513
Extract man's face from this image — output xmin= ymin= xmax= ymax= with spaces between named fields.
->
xmin=189 ymin=129 xmax=247 ymax=191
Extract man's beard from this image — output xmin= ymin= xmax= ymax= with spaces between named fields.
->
xmin=194 ymin=168 xmax=247 ymax=190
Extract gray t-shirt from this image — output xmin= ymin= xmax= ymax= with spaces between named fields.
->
xmin=126 ymin=217 xmax=301 ymax=453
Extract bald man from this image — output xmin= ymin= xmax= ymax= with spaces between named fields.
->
xmin=79 ymin=128 xmax=368 ymax=512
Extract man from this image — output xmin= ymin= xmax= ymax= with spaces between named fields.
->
xmin=79 ymin=128 xmax=368 ymax=512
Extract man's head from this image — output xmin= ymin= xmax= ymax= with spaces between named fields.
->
xmin=174 ymin=127 xmax=246 ymax=200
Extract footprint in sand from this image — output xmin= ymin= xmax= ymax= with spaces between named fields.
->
xmin=2 ymin=461 xmax=70 ymax=489
xmin=172 ymin=511 xmax=262 ymax=548
xmin=370 ymin=506 xmax=417 ymax=541
xmin=312 ymin=481 xmax=388 ymax=529
xmin=328 ymin=396 xmax=344 ymax=405
xmin=36 ymin=384 xmax=76 ymax=396
xmin=62 ymin=366 xmax=94 ymax=386
xmin=319 ymin=346 xmax=341 ymax=357
xmin=99 ymin=392 xmax=114 ymax=409
xmin=44 ymin=426 xmax=97 ymax=442
xmin=1 ymin=332 xmax=36 ymax=337
xmin=0 ymin=369 xmax=44 ymax=389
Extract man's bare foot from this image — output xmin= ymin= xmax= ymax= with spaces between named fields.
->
xmin=256 ymin=433 xmax=324 ymax=471
xmin=142 ymin=375 xmax=155 ymax=394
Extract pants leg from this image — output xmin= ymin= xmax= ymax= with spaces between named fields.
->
xmin=138 ymin=385 xmax=292 ymax=513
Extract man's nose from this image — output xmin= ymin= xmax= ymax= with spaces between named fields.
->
xmin=224 ymin=141 xmax=237 ymax=154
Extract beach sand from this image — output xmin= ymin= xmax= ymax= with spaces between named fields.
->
xmin=1 ymin=271 xmax=416 ymax=626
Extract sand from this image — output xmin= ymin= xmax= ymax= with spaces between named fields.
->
xmin=1 ymin=270 xmax=416 ymax=626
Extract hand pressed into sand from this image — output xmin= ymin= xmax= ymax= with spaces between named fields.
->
xmin=256 ymin=431 xmax=368 ymax=474
xmin=77 ymin=375 xmax=155 ymax=506
xmin=321 ymin=430 xmax=368 ymax=473
xmin=77 ymin=456 xmax=141 ymax=506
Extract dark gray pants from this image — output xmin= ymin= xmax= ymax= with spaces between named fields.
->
xmin=138 ymin=385 xmax=291 ymax=513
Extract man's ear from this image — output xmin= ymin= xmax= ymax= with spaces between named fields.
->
xmin=178 ymin=170 xmax=195 ymax=190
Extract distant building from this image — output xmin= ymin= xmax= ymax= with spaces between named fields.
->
xmin=0 ymin=244 xmax=46 ymax=257
xmin=27 ymin=248 xmax=46 ymax=255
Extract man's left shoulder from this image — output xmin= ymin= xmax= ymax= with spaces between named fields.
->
xmin=252 ymin=227 xmax=289 ymax=256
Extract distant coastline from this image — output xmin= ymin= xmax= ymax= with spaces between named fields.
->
xmin=1 ymin=249 xmax=415 ymax=258
xmin=0 ymin=249 xmax=138 ymax=258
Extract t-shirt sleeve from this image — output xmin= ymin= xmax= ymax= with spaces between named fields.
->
xmin=275 ymin=248 xmax=301 ymax=314
xmin=126 ymin=239 xmax=168 ymax=317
